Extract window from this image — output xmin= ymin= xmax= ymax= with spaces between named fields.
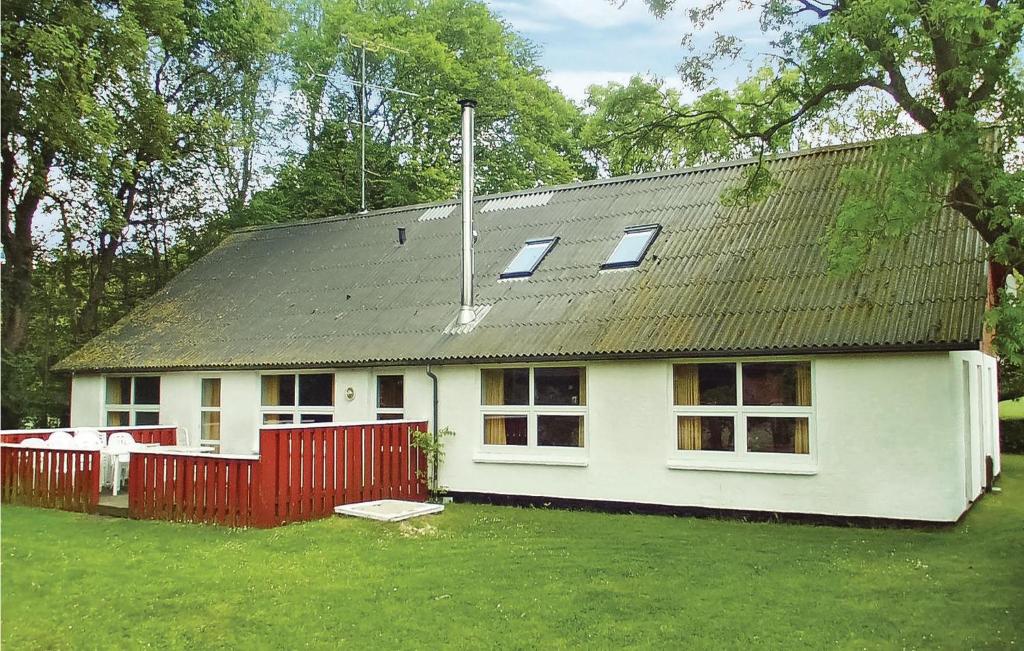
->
xmin=500 ymin=237 xmax=558 ymax=279
xmin=105 ymin=376 xmax=160 ymax=426
xmin=672 ymin=361 xmax=812 ymax=460
xmin=481 ymin=366 xmax=586 ymax=450
xmin=602 ymin=224 xmax=661 ymax=269
xmin=261 ymin=373 xmax=334 ymax=424
xmin=200 ymin=378 xmax=221 ymax=452
xmin=376 ymin=375 xmax=404 ymax=420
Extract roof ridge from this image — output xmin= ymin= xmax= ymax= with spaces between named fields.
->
xmin=233 ymin=138 xmax=884 ymax=234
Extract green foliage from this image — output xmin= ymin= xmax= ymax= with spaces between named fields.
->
xmin=640 ymin=0 xmax=1024 ymax=359
xmin=234 ymin=0 xmax=593 ymax=228
xmin=581 ymin=69 xmax=800 ymax=177
xmin=4 ymin=457 xmax=1024 ymax=647
xmin=999 ymin=420 xmax=1024 ymax=453
xmin=410 ymin=426 xmax=454 ymax=502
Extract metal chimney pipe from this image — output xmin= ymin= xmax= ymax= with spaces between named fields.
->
xmin=457 ymin=98 xmax=477 ymax=326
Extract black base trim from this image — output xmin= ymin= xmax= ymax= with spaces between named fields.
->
xmin=446 ymin=491 xmax=961 ymax=529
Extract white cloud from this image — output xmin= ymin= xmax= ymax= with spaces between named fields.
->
xmin=487 ymin=0 xmax=683 ymax=32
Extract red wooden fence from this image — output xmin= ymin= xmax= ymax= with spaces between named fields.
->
xmin=128 ymin=421 xmax=429 ymax=528
xmin=0 ymin=446 xmax=101 ymax=512
xmin=0 ymin=426 xmax=177 ymax=446
xmin=128 ymin=453 xmax=259 ymax=527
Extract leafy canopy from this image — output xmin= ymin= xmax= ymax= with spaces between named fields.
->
xmin=641 ymin=0 xmax=1023 ymax=358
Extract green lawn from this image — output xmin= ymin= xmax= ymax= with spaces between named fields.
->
xmin=3 ymin=463 xmax=1024 ymax=650
xmin=1000 ymin=396 xmax=1024 ymax=420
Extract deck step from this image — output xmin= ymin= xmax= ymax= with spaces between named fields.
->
xmin=96 ymin=503 xmax=130 ymax=518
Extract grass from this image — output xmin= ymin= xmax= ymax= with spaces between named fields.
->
xmin=1000 ymin=396 xmax=1024 ymax=420
xmin=3 ymin=463 xmax=1024 ymax=650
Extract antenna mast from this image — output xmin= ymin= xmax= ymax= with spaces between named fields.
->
xmin=357 ymin=0 xmax=366 ymax=212
xmin=303 ymin=1 xmax=419 ymax=214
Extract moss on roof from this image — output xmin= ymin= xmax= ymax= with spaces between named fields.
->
xmin=56 ymin=141 xmax=988 ymax=372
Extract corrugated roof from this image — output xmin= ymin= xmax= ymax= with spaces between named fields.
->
xmin=56 ymin=141 xmax=989 ymax=372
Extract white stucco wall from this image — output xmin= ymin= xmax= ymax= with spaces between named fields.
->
xmin=67 ymin=350 xmax=998 ymax=522
xmin=434 ymin=352 xmax=997 ymax=522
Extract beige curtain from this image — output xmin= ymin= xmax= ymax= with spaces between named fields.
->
xmin=677 ymin=417 xmax=702 ymax=451
xmin=674 ymin=365 xmax=700 ymax=406
xmin=261 ymin=375 xmax=280 ymax=406
xmin=674 ymin=365 xmax=702 ymax=450
xmin=483 ymin=371 xmax=506 ymax=444
xmin=794 ymin=364 xmax=811 ymax=453
xmin=202 ymin=379 xmax=221 ymax=408
xmin=578 ymin=368 xmax=587 ymax=406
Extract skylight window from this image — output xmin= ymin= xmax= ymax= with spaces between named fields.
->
xmin=601 ymin=224 xmax=661 ymax=270
xmin=500 ymin=237 xmax=558 ymax=279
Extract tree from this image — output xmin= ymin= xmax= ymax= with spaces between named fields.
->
xmin=236 ymin=0 xmax=593 ymax=227
xmin=582 ymin=69 xmax=801 ymax=177
xmin=636 ymin=0 xmax=1023 ymax=356
xmin=1 ymin=0 xmax=284 ymax=427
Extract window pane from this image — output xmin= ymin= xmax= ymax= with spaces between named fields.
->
xmin=300 ymin=413 xmax=333 ymax=424
xmin=201 ymin=411 xmax=221 ymax=441
xmin=483 ymin=415 xmax=528 ymax=446
xmin=135 ymin=411 xmax=160 ymax=426
xmin=377 ymin=412 xmax=405 ymax=421
xmin=674 ymin=364 xmax=736 ymax=406
xmin=299 ymin=374 xmax=334 ymax=407
xmin=538 ymin=415 xmax=584 ymax=447
xmin=742 ymin=363 xmax=811 ymax=406
xmin=481 ymin=368 xmax=529 ymax=405
xmin=134 ymin=377 xmax=160 ymax=405
xmin=677 ymin=416 xmax=735 ymax=451
xmin=106 ymin=411 xmax=129 ymax=427
xmin=377 ymin=375 xmax=404 ymax=409
xmin=261 ymin=375 xmax=295 ymax=407
xmin=602 ymin=226 xmax=659 ymax=268
xmin=201 ymin=379 xmax=221 ymax=408
xmin=501 ymin=238 xmax=556 ymax=278
xmin=534 ymin=367 xmax=586 ymax=406
xmin=747 ymin=417 xmax=810 ymax=454
xmin=263 ymin=413 xmax=294 ymax=425
xmin=106 ymin=377 xmax=131 ymax=405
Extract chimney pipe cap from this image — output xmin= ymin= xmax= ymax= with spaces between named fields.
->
xmin=458 ymin=98 xmax=477 ymax=108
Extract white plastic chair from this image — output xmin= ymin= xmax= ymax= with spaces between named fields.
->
xmin=47 ymin=430 xmax=75 ymax=448
xmin=106 ymin=432 xmax=137 ymax=496
xmin=21 ymin=437 xmax=46 ymax=447
xmin=72 ymin=429 xmax=104 ymax=450
xmin=73 ymin=428 xmax=105 ymax=449
xmin=67 ymin=429 xmax=108 ymax=487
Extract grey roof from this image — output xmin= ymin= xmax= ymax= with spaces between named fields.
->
xmin=56 ymin=141 xmax=989 ymax=372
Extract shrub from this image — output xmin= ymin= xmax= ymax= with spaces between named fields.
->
xmin=1000 ymin=420 xmax=1024 ymax=454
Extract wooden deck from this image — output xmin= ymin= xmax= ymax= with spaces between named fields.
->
xmin=97 ymin=491 xmax=129 ymax=518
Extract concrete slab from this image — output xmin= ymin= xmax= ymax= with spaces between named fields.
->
xmin=334 ymin=499 xmax=444 ymax=522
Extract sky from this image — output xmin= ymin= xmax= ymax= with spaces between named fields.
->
xmin=483 ymin=0 xmax=767 ymax=103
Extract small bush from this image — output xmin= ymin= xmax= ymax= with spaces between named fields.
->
xmin=1000 ymin=420 xmax=1024 ymax=454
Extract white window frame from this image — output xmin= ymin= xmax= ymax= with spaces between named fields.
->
xmin=200 ymin=377 xmax=222 ymax=452
xmin=374 ymin=372 xmax=406 ymax=420
xmin=475 ymin=364 xmax=589 ymax=467
xmin=500 ymin=236 xmax=558 ymax=279
xmin=104 ymin=375 xmax=161 ymax=427
xmin=259 ymin=372 xmax=335 ymax=425
xmin=668 ymin=358 xmax=817 ymax=475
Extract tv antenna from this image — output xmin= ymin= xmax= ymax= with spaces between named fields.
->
xmin=305 ymin=5 xmax=420 ymax=213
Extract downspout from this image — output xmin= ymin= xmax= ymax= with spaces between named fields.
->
xmin=426 ymin=364 xmax=439 ymax=492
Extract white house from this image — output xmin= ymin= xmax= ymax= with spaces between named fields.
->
xmin=57 ymin=123 xmax=1001 ymax=523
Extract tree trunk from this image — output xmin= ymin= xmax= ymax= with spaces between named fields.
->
xmin=1 ymin=141 xmax=54 ymax=354
xmin=74 ymin=182 xmax=136 ymax=338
